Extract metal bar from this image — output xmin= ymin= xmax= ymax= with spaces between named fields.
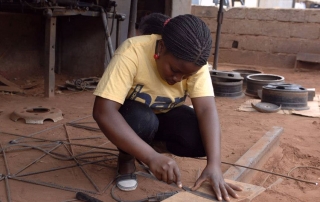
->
xmin=10 ymin=177 xmax=97 ymax=195
xmin=62 ymin=144 xmax=101 ymax=192
xmin=4 ymin=177 xmax=12 ymax=202
xmin=7 ymin=123 xmax=63 ymax=144
xmin=213 ymin=0 xmax=224 ymax=70
xmin=2 ymin=142 xmax=59 ymax=153
xmin=18 ymin=135 xmax=103 ymax=143
xmin=1 ymin=144 xmax=12 ymax=202
xmin=65 ymin=142 xmax=118 ymax=151
xmin=127 ymin=0 xmax=138 ymax=38
xmin=1 ymin=144 xmax=11 ymax=176
xmin=14 ymin=143 xmax=62 ymax=176
xmin=66 ymin=123 xmax=101 ymax=132
xmin=2 ymin=131 xmax=103 ymax=145
xmin=116 ymin=18 xmax=121 ymax=49
xmin=222 ymin=161 xmax=318 ymax=185
xmin=69 ymin=115 xmax=92 ymax=123
xmin=64 ymin=124 xmax=74 ymax=155
xmin=101 ymin=8 xmax=114 ymax=59
xmin=44 ymin=16 xmax=57 ymax=97
xmin=15 ymin=158 xmax=111 ymax=178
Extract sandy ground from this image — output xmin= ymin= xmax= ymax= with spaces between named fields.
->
xmin=0 ymin=64 xmax=319 ymax=202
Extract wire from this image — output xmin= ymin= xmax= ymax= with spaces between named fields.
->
xmin=194 ymin=157 xmax=318 ymax=185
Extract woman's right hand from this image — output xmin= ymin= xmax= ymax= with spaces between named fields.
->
xmin=147 ymin=153 xmax=182 ymax=188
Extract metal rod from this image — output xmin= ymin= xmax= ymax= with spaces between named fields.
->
xmin=18 ymin=135 xmax=103 ymax=143
xmin=65 ymin=142 xmax=118 ymax=151
xmin=64 ymin=124 xmax=74 ymax=155
xmin=101 ymin=8 xmax=114 ymax=58
xmin=4 ymin=176 xmax=12 ymax=202
xmin=62 ymin=144 xmax=101 ymax=192
xmin=15 ymin=158 xmax=111 ymax=178
xmin=292 ymin=0 xmax=296 ymax=8
xmin=7 ymin=123 xmax=63 ymax=143
xmin=116 ymin=18 xmax=121 ymax=48
xmin=213 ymin=0 xmax=224 ymax=70
xmin=10 ymin=177 xmax=97 ymax=195
xmin=3 ymin=143 xmax=59 ymax=153
xmin=1 ymin=144 xmax=12 ymax=202
xmin=14 ymin=143 xmax=62 ymax=176
xmin=221 ymin=161 xmax=318 ymax=185
xmin=66 ymin=123 xmax=101 ymax=132
xmin=127 ymin=0 xmax=138 ymax=38
xmin=68 ymin=115 xmax=92 ymax=123
xmin=1 ymin=144 xmax=11 ymax=176
xmin=2 ymin=131 xmax=102 ymax=145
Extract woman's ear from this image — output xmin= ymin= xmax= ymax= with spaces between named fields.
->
xmin=158 ymin=40 xmax=167 ymax=55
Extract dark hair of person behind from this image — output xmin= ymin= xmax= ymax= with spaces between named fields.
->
xmin=139 ymin=13 xmax=170 ymax=35
xmin=139 ymin=13 xmax=212 ymax=67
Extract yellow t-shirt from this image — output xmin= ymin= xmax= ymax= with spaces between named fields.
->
xmin=94 ymin=34 xmax=214 ymax=113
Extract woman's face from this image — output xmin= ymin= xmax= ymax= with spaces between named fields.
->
xmin=155 ymin=40 xmax=202 ymax=85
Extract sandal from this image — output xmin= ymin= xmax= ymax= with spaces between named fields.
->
xmin=116 ymin=151 xmax=138 ymax=191
xmin=116 ymin=173 xmax=138 ymax=191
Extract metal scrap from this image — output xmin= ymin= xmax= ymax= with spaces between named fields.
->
xmin=59 ymin=77 xmax=100 ymax=91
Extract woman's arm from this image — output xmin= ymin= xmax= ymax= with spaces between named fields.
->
xmin=93 ymin=96 xmax=182 ymax=186
xmin=191 ymin=96 xmax=241 ymax=201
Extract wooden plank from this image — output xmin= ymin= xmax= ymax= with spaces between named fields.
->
xmin=223 ymin=127 xmax=283 ymax=182
xmin=0 ymin=75 xmax=20 ymax=88
xmin=0 ymin=75 xmax=23 ymax=93
xmin=163 ymin=179 xmax=265 ymax=202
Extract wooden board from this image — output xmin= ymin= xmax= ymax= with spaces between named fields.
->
xmin=163 ymin=179 xmax=265 ymax=202
xmin=0 ymin=75 xmax=23 ymax=93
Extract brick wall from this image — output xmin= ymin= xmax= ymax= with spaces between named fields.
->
xmin=192 ymin=6 xmax=320 ymax=68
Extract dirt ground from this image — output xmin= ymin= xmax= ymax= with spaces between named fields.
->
xmin=0 ymin=64 xmax=319 ymax=202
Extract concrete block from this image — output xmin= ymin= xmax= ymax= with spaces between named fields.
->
xmin=306 ymin=9 xmax=320 ymax=23
xmin=223 ymin=127 xmax=283 ymax=182
xmin=290 ymin=23 xmax=320 ymax=40
xmin=261 ymin=21 xmax=291 ymax=38
xmin=219 ymin=34 xmax=240 ymax=49
xmin=219 ymin=49 xmax=296 ymax=68
xmin=234 ymin=19 xmax=262 ymax=35
xmin=257 ymin=52 xmax=296 ymax=68
xmin=202 ymin=17 xmax=218 ymax=33
xmin=219 ymin=49 xmax=260 ymax=66
xmin=224 ymin=7 xmax=246 ymax=19
xmin=274 ymin=9 xmax=306 ymax=23
xmin=221 ymin=19 xmax=235 ymax=34
xmin=271 ymin=38 xmax=303 ymax=54
xmin=191 ymin=5 xmax=218 ymax=18
xmin=246 ymin=8 xmax=275 ymax=21
xmin=291 ymin=9 xmax=307 ymax=23
xmin=300 ymin=40 xmax=320 ymax=54
xmin=238 ymin=36 xmax=272 ymax=52
xmin=275 ymin=9 xmax=293 ymax=22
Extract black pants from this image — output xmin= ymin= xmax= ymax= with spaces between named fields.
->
xmin=119 ymin=100 xmax=206 ymax=157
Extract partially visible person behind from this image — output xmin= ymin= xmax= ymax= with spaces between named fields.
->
xmin=93 ymin=13 xmax=241 ymax=201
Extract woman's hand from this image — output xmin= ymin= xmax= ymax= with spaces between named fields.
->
xmin=192 ymin=164 xmax=242 ymax=201
xmin=147 ymin=153 xmax=182 ymax=188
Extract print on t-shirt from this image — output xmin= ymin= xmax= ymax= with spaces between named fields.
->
xmin=129 ymin=84 xmax=186 ymax=110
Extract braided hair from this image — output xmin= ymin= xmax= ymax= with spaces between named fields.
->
xmin=139 ymin=13 xmax=212 ymax=67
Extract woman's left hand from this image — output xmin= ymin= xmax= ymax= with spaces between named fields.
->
xmin=191 ymin=164 xmax=242 ymax=201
